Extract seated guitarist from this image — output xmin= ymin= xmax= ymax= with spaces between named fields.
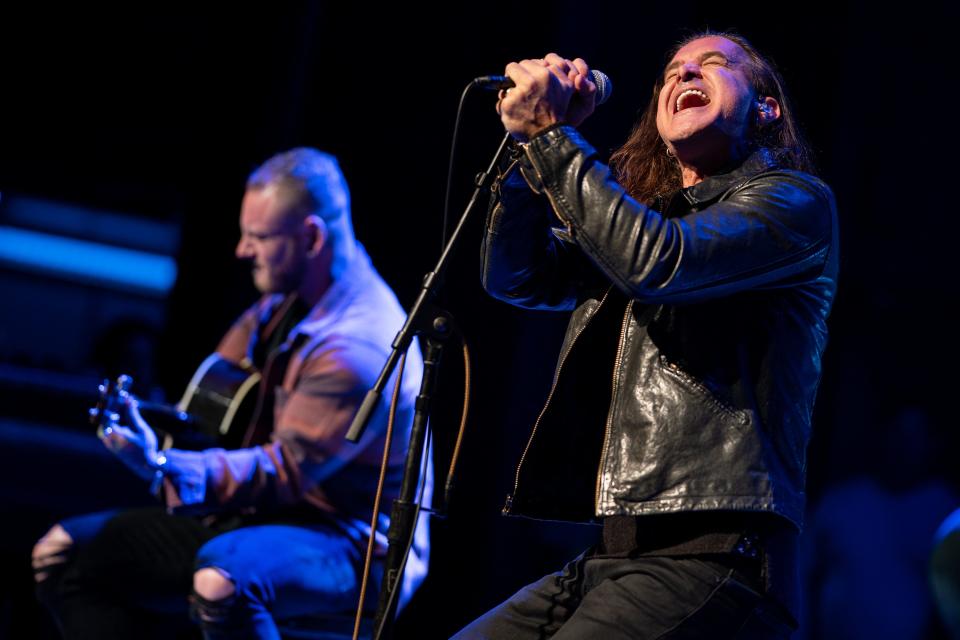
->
xmin=31 ymin=148 xmax=430 ymax=639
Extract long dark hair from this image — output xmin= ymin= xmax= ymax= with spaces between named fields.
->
xmin=609 ymin=31 xmax=816 ymax=205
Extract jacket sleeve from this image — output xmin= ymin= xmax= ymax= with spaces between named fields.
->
xmin=506 ymin=126 xmax=836 ymax=305
xmin=481 ymin=152 xmax=596 ymax=311
xmin=160 ymin=335 xmax=403 ymax=513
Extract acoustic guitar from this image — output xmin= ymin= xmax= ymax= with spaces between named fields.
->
xmin=91 ymin=354 xmax=261 ymax=450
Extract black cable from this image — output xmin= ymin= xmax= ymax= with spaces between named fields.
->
xmin=441 ymin=81 xmax=484 ymax=250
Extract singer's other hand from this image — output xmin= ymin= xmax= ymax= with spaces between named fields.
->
xmin=497 ymin=53 xmax=596 ymax=142
xmin=549 ymin=54 xmax=596 ymax=127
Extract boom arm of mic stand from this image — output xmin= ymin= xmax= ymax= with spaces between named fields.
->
xmin=345 ymin=131 xmax=514 ymax=444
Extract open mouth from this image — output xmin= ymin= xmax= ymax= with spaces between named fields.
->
xmin=675 ymin=89 xmax=710 ymax=113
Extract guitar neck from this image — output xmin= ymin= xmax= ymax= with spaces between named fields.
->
xmin=136 ymin=399 xmax=194 ymax=426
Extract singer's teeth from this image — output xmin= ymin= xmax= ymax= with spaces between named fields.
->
xmin=676 ymin=89 xmax=710 ymax=113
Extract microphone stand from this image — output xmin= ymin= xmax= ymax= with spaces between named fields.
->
xmin=347 ymin=131 xmax=514 ymax=640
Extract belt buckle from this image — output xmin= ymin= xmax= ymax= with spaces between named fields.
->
xmin=733 ymin=532 xmax=760 ymax=560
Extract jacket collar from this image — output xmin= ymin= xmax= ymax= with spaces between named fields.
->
xmin=681 ymin=148 xmax=777 ymax=206
xmin=291 ymin=242 xmax=379 ymax=337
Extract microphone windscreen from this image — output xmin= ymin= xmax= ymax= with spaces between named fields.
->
xmin=589 ymin=70 xmax=613 ymax=105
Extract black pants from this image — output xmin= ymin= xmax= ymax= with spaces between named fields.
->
xmin=36 ymin=508 xmax=219 ymax=639
xmin=450 ymin=549 xmax=795 ymax=639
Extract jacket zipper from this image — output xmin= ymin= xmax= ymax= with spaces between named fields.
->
xmin=522 ymin=145 xmax=574 ymax=230
xmin=594 ymin=299 xmax=633 ymax=512
xmin=504 ymin=286 xmax=613 ymax=515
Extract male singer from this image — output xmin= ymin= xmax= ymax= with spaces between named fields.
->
xmin=456 ymin=32 xmax=838 ymax=638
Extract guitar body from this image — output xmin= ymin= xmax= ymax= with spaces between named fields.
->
xmin=175 ymin=354 xmax=261 ymax=449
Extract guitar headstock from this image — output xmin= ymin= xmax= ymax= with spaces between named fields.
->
xmin=89 ymin=374 xmax=134 ymax=436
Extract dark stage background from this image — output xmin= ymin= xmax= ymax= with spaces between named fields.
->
xmin=1 ymin=3 xmax=958 ymax=638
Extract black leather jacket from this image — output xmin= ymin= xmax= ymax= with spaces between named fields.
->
xmin=483 ymin=126 xmax=838 ymax=530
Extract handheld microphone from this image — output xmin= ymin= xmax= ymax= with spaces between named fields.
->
xmin=474 ymin=69 xmax=612 ymax=105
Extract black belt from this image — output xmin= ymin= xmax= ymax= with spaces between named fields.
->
xmin=600 ymin=512 xmax=778 ymax=556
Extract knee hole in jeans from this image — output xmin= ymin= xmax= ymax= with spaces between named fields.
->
xmin=32 ymin=524 xmax=74 ymax=583
xmin=193 ymin=567 xmax=236 ymax=601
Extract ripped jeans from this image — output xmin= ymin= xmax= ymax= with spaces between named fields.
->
xmin=36 ymin=507 xmax=373 ymax=640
